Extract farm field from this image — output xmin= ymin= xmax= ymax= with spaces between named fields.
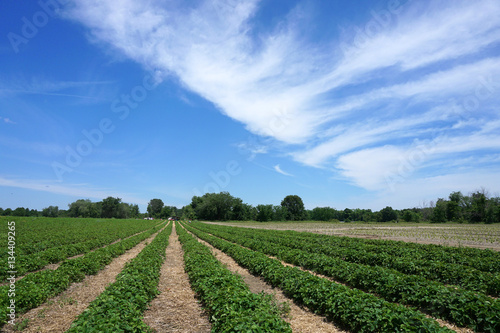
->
xmin=1 ymin=218 xmax=499 ymax=332
xmin=207 ymin=221 xmax=500 ymax=251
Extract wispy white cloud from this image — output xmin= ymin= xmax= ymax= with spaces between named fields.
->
xmin=274 ymin=164 xmax=294 ymax=177
xmin=0 ymin=177 xmax=148 ymax=205
xmin=0 ymin=117 xmax=16 ymax=124
xmin=64 ymin=0 xmax=500 ymax=194
xmin=0 ymin=136 xmax=64 ymax=156
xmin=0 ymin=78 xmax=113 ymax=101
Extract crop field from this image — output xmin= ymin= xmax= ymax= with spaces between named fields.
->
xmin=207 ymin=221 xmax=500 ymax=251
xmin=1 ymin=218 xmax=499 ymax=332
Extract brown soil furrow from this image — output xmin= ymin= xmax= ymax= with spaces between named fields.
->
xmin=1 ymin=223 xmax=164 ymax=286
xmin=183 ymin=226 xmax=347 ymax=333
xmin=142 ymin=224 xmax=211 ymax=333
xmin=188 ymin=227 xmax=473 ymax=333
xmin=1 ymin=225 xmax=167 ymax=333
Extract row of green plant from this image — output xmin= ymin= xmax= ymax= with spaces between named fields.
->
xmin=0 ymin=222 xmax=165 ymax=328
xmin=176 ymin=223 xmax=292 ymax=332
xmin=0 ymin=217 xmax=159 ymax=257
xmin=190 ymin=223 xmax=499 ymax=332
xmin=200 ymin=223 xmax=500 ymax=295
xmin=67 ymin=222 xmax=173 ymax=332
xmin=0 ymin=221 xmax=162 ymax=282
xmin=182 ymin=223 xmax=452 ymax=333
xmin=284 ymin=227 xmax=500 ymax=273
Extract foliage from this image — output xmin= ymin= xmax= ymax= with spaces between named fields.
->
xmin=191 ymin=223 xmax=500 ymax=332
xmin=0 ymin=217 xmax=159 ymax=281
xmin=147 ymin=198 xmax=164 ymax=218
xmin=68 ymin=223 xmax=172 ymax=332
xmin=0 ymin=221 xmax=165 ymax=328
xmin=379 ymin=206 xmax=398 ymax=222
xmin=190 ymin=192 xmax=246 ymax=221
xmin=184 ymin=223 xmax=452 ymax=332
xmin=42 ymin=206 xmax=59 ymax=218
xmin=280 ymin=195 xmax=305 ymax=221
xmin=176 ymin=224 xmax=292 ymax=332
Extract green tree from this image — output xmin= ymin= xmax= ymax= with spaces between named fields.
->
xmin=101 ymin=197 xmax=122 ymax=218
xmin=147 ymin=198 xmax=164 ymax=218
xmin=12 ymin=207 xmax=28 ymax=216
xmin=361 ymin=209 xmax=376 ymax=222
xmin=401 ymin=209 xmax=421 ymax=222
xmin=190 ymin=192 xmax=244 ymax=221
xmin=68 ymin=199 xmax=99 ymax=218
xmin=273 ymin=205 xmax=288 ymax=221
xmin=342 ymin=208 xmax=353 ymax=222
xmin=42 ymin=206 xmax=59 ymax=217
xmin=181 ymin=205 xmax=197 ymax=220
xmin=446 ymin=191 xmax=463 ymax=221
xmin=281 ymin=195 xmax=305 ymax=221
xmin=469 ymin=191 xmax=487 ymax=223
xmin=129 ymin=204 xmax=140 ymax=218
xmin=431 ymin=199 xmax=447 ymax=223
xmin=160 ymin=206 xmax=172 ymax=219
xmin=256 ymin=204 xmax=274 ymax=222
xmin=379 ymin=206 xmax=398 ymax=222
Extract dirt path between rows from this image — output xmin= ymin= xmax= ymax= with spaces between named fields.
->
xmin=1 ymin=225 xmax=167 ymax=333
xmin=1 ymin=223 xmax=165 ymax=287
xmin=183 ymin=226 xmax=348 ymax=333
xmin=143 ymin=224 xmax=211 ymax=333
xmin=188 ymin=227 xmax=473 ymax=333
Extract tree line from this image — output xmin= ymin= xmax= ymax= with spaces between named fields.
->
xmin=1 ymin=190 xmax=499 ymax=223
xmin=0 ymin=197 xmax=140 ymax=219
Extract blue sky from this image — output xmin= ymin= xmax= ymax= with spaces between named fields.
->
xmin=1 ymin=0 xmax=500 ymax=213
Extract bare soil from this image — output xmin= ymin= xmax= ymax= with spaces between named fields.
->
xmin=142 ymin=224 xmax=211 ymax=332
xmin=185 ymin=227 xmax=348 ymax=333
xmin=1 ymin=226 xmax=166 ymax=333
xmin=0 ymin=226 xmax=161 ymax=287
xmin=333 ymin=231 xmax=500 ymax=251
xmin=189 ymin=227 xmax=473 ymax=333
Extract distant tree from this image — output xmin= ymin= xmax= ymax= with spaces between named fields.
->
xmin=129 ymin=204 xmax=140 ymax=218
xmin=431 ymin=199 xmax=447 ymax=223
xmin=0 ymin=208 xmax=3 ymax=216
xmin=12 ymin=207 xmax=27 ymax=216
xmin=190 ymin=192 xmax=246 ymax=221
xmin=160 ymin=206 xmax=172 ymax=219
xmin=310 ymin=207 xmax=338 ymax=221
xmin=256 ymin=204 xmax=274 ymax=222
xmin=42 ymin=206 xmax=59 ymax=217
xmin=101 ymin=197 xmax=122 ymax=218
xmin=236 ymin=203 xmax=255 ymax=221
xmin=3 ymin=208 xmax=12 ymax=216
xmin=281 ymin=195 xmax=305 ymax=221
xmin=181 ymin=205 xmax=197 ymax=220
xmin=342 ymin=208 xmax=353 ymax=221
xmin=68 ymin=199 xmax=99 ymax=218
xmin=469 ymin=191 xmax=487 ymax=223
xmin=190 ymin=196 xmax=203 ymax=211
xmin=273 ymin=205 xmax=288 ymax=221
xmin=402 ymin=209 xmax=421 ymax=222
xmin=361 ymin=209 xmax=375 ymax=222
xmin=446 ymin=191 xmax=463 ymax=221
xmin=116 ymin=203 xmax=131 ymax=219
xmin=147 ymin=199 xmax=164 ymax=218
xmin=230 ymin=198 xmax=246 ymax=221
xmin=379 ymin=206 xmax=398 ymax=222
